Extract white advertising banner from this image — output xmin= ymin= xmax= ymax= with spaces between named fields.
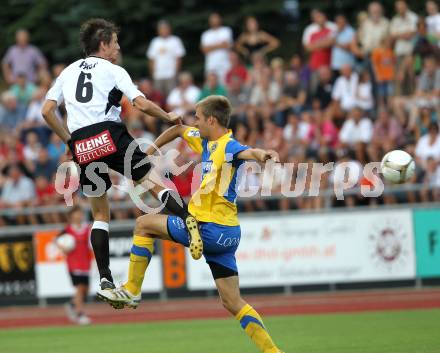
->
xmin=35 ymin=230 xmax=162 ymax=298
xmin=187 ymin=210 xmax=416 ymax=290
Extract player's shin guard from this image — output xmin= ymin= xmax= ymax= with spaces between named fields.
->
xmin=123 ymin=235 xmax=155 ymax=296
xmin=91 ymin=221 xmax=113 ymax=283
xmin=158 ymin=188 xmax=189 ymax=219
xmin=236 ymin=304 xmax=280 ymax=353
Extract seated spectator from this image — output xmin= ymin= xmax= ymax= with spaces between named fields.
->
xmin=198 ymin=72 xmax=227 ymax=101
xmin=415 ymin=122 xmax=440 ymax=169
xmin=420 ymin=156 xmax=440 ymax=202
xmin=9 ymin=72 xmax=37 ymax=106
xmin=355 ymin=69 xmax=374 ymax=113
xmin=339 ymin=107 xmax=373 ymax=162
xmin=368 ymin=108 xmax=404 ymax=162
xmin=288 ymin=54 xmax=311 ymax=91
xmin=331 ymin=64 xmax=359 ymax=113
xmin=249 ymin=69 xmax=281 ymax=110
xmin=270 ymin=57 xmax=285 ymax=86
xmin=407 ymin=55 xmax=440 ymax=127
xmin=246 ymin=52 xmax=269 ymax=87
xmin=308 ymin=108 xmax=339 ymax=150
xmin=21 ymin=87 xmax=53 ymax=144
xmin=274 ymin=71 xmax=307 ymax=125
xmin=331 ymin=14 xmax=355 ymax=72
xmin=32 ymin=148 xmax=58 ymax=180
xmin=0 ymin=164 xmax=35 ymax=225
xmin=23 ymin=131 xmax=41 ymax=162
xmin=0 ymin=91 xmax=27 ymax=130
xmin=312 ymin=66 xmax=334 ymax=109
xmin=166 ymin=71 xmax=200 ymax=116
xmin=227 ymin=76 xmax=250 ymax=125
xmin=412 ymin=105 xmax=438 ymax=140
xmin=225 ymin=51 xmax=248 ymax=88
xmin=371 ymin=36 xmax=396 ymax=107
xmin=261 ymin=120 xmax=284 ymax=152
xmin=30 ymin=175 xmax=62 ymax=224
xmin=47 ymin=133 xmax=65 ymax=162
xmin=235 ymin=16 xmax=280 ymax=63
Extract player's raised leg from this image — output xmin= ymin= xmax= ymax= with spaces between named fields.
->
xmin=89 ymin=194 xmax=114 ymax=290
xmin=97 ymin=214 xmax=173 ymax=308
xmin=215 ymin=276 xmax=283 ymax=353
xmin=148 ymin=183 xmax=203 ymax=260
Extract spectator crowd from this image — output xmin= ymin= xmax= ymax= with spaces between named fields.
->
xmin=0 ymin=0 xmax=439 ymax=225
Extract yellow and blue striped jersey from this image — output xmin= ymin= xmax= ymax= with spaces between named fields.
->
xmin=182 ymin=127 xmax=249 ymax=226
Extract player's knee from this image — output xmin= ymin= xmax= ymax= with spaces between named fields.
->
xmin=134 ymin=214 xmax=155 ymax=235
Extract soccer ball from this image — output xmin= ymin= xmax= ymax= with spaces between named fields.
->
xmin=56 ymin=233 xmax=76 ymax=253
xmin=380 ymin=150 xmax=415 ymax=184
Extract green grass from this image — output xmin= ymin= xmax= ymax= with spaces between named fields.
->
xmin=2 ymin=309 xmax=440 ymax=353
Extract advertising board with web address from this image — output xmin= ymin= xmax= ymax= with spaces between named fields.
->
xmin=187 ymin=210 xmax=417 ymax=290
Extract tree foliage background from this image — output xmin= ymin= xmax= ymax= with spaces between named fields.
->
xmin=0 ymin=0 xmax=426 ymax=82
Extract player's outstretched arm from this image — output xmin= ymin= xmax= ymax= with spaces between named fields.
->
xmin=41 ymin=100 xmax=71 ymax=143
xmin=237 ymin=148 xmax=280 ymax=163
xmin=145 ymin=125 xmax=188 ymax=155
xmin=133 ymin=96 xmax=180 ymax=124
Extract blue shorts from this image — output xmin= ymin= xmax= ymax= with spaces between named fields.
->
xmin=167 ymin=216 xmax=241 ymax=272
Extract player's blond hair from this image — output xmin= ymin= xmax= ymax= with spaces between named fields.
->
xmin=196 ymin=95 xmax=232 ymax=128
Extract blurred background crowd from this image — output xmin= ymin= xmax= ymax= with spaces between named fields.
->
xmin=0 ymin=0 xmax=439 ymax=225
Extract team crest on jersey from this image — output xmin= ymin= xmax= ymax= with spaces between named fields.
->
xmin=210 ymin=142 xmax=218 ymax=152
xmin=187 ymin=130 xmax=200 ymax=137
xmin=74 ymin=130 xmax=117 ymax=164
xmin=202 ymin=161 xmax=213 ymax=175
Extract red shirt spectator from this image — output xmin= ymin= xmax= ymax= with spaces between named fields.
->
xmin=64 ymin=222 xmax=92 ymax=274
xmin=302 ymin=9 xmax=336 ymax=71
xmin=225 ymin=51 xmax=248 ymax=86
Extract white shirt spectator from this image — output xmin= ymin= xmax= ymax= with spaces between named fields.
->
xmin=415 ymin=134 xmax=440 ymax=162
xmin=283 ymin=121 xmax=310 ymax=142
xmin=249 ymin=82 xmax=281 ymax=106
xmin=166 ymin=85 xmax=200 ymax=116
xmin=332 ymin=72 xmax=359 ymax=111
xmin=147 ymin=35 xmax=185 ymax=80
xmin=355 ymin=81 xmax=374 ymax=111
xmin=390 ymin=11 xmax=418 ymax=56
xmin=426 ymin=13 xmax=440 ymax=44
xmin=1 ymin=176 xmax=35 ymax=204
xmin=201 ymin=26 xmax=233 ymax=79
xmin=339 ymin=118 xmax=373 ymax=145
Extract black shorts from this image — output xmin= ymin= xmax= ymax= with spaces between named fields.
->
xmin=69 ymin=121 xmax=151 ymax=197
xmin=69 ymin=273 xmax=90 ymax=286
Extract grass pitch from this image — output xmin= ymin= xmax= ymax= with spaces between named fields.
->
xmin=2 ymin=309 xmax=439 ymax=353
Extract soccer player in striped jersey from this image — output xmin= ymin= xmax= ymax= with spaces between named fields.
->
xmin=99 ymin=95 xmax=284 ymax=353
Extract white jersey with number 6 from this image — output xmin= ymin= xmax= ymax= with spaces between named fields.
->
xmin=46 ymin=56 xmax=144 ymax=133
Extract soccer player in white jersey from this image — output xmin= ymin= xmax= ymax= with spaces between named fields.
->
xmin=42 ymin=18 xmax=202 ymax=292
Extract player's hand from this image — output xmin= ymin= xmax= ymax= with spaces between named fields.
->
xmin=168 ymin=112 xmax=182 ymax=125
xmin=261 ymin=150 xmax=280 ymax=163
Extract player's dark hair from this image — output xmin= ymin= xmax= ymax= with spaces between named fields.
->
xmin=79 ymin=18 xmax=119 ymax=56
xmin=196 ymin=95 xmax=232 ymax=128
